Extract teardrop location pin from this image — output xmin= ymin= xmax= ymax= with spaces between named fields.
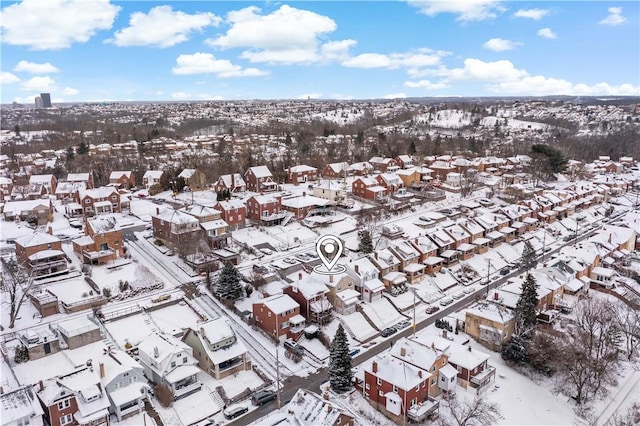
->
xmin=314 ymin=235 xmax=346 ymax=275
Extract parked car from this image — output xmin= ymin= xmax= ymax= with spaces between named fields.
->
xmin=349 ymin=349 xmax=361 ymax=358
xmin=395 ymin=320 xmax=411 ymax=329
xmin=283 ymin=339 xmax=304 ymax=355
xmin=479 ymin=198 xmax=494 ymax=206
xmin=259 ymin=248 xmax=273 ymax=256
xmin=251 ymin=389 xmax=277 ymax=406
xmin=463 ymin=286 xmax=476 ymax=295
xmin=452 ymin=291 xmax=465 ymax=300
xmin=223 ymin=404 xmax=248 ymax=420
xmin=500 ymin=267 xmax=510 ymax=276
xmin=425 ymin=305 xmax=440 ymax=314
xmin=380 ymin=327 xmax=398 ymax=337
xmin=69 ymin=219 xmax=83 ymax=229
xmin=439 ymin=297 xmax=454 ymax=306
xmin=253 ymin=264 xmax=269 ymax=274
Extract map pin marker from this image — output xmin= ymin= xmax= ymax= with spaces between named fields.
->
xmin=316 ymin=235 xmax=343 ymax=272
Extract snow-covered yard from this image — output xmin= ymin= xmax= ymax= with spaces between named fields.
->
xmin=360 ymin=298 xmax=405 ymax=330
xmin=336 ymin=312 xmax=378 ymax=342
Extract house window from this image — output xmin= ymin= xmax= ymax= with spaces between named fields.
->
xmin=60 ymin=414 xmax=73 ymax=425
xmin=393 ymin=385 xmax=398 ymax=393
xmin=365 ymin=384 xmax=370 ymax=390
xmin=377 ymin=378 xmax=382 ymax=385
xmin=431 ymin=377 xmax=436 ymax=385
xmin=411 ymin=398 xmax=417 ymax=407
xmin=57 ymin=398 xmax=70 ymax=410
xmin=170 ymin=361 xmax=176 ymax=368
xmin=379 ymin=390 xmax=384 ymax=396
xmin=183 ymin=357 xmax=187 ymax=364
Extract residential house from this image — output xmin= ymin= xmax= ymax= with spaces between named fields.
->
xmin=55 ymin=181 xmax=86 ymax=201
xmin=389 ymin=242 xmax=424 ymax=284
xmin=0 ymin=386 xmax=44 ymax=426
xmin=321 ymin=162 xmax=350 ymax=179
xmin=252 ymin=294 xmax=306 ymax=341
xmin=409 ymin=236 xmax=438 ymax=263
xmin=109 ymin=171 xmax=135 ymax=189
xmin=73 ymin=214 xmax=124 ymax=264
xmin=347 ymin=162 xmax=373 ymax=176
xmin=76 ymin=187 xmax=121 ymax=217
xmin=28 ymin=174 xmax=57 ymax=195
xmin=246 ymin=194 xmax=287 ymax=226
xmin=151 ymin=209 xmax=202 ymax=255
xmin=182 ymin=318 xmax=251 ymax=380
xmin=244 ymin=166 xmax=277 ymax=192
xmin=178 ymin=168 xmax=207 ymax=190
xmin=137 ymin=332 xmax=202 ymax=400
xmin=352 ymin=177 xmax=388 ymax=203
xmin=37 ymin=367 xmax=110 ymax=426
xmin=0 ymin=176 xmax=12 ymax=201
xmin=282 ymin=389 xmax=356 ymax=426
xmin=369 ymin=157 xmax=400 ymax=173
xmin=214 ymin=199 xmax=246 ymax=230
xmin=395 ymin=155 xmax=414 ymax=169
xmin=2 ymin=199 xmax=53 ymax=225
xmin=427 ymin=229 xmax=456 ymax=256
xmin=375 ymin=173 xmax=403 ymax=194
xmin=15 ymin=232 xmax=66 ymax=277
xmin=213 ymin=173 xmax=246 ymax=194
xmin=359 ymin=354 xmax=434 ymax=424
xmin=284 ymin=276 xmax=333 ymax=326
xmin=97 ymin=349 xmax=147 ymax=421
xmin=345 ymin=257 xmax=386 ymax=303
xmin=465 ymin=303 xmax=515 ymax=351
xmin=286 ymin=165 xmax=318 ymax=184
xmin=428 ymin=161 xmax=456 ymax=181
xmin=307 ymin=270 xmax=358 ymax=315
xmin=390 ymin=338 xmax=452 ymax=398
xmin=66 ymin=173 xmax=93 ymax=189
xmin=443 ymin=224 xmax=472 ymax=248
xmin=183 ymin=205 xmax=229 ymax=249
xmin=312 ymin=181 xmax=347 ymax=204
xmin=142 ymin=170 xmax=164 ymax=189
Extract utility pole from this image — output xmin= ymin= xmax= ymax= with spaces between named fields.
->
xmin=412 ymin=288 xmax=417 ymax=337
xmin=276 ymin=342 xmax=281 ymax=409
xmin=486 ymin=258 xmax=491 ymax=295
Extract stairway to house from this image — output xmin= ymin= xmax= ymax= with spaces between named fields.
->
xmin=144 ymin=399 xmax=164 ymax=426
xmin=355 ymin=303 xmax=383 ymax=331
xmin=207 ymin=386 xmax=225 ymax=413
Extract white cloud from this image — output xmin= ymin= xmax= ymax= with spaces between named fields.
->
xmin=513 ymin=8 xmax=548 ymax=20
xmin=172 ymin=52 xmax=268 ymax=78
xmin=599 ymin=7 xmax=626 ymax=26
xmin=61 ymin=86 xmax=78 ymax=95
xmin=21 ymin=76 xmax=56 ymax=91
xmin=382 ymin=92 xmax=408 ymax=99
xmin=206 ymin=5 xmax=338 ymax=64
xmin=490 ymin=76 xmax=639 ymax=96
xmin=404 ymin=79 xmax=450 ymax=90
xmin=196 ymin=94 xmax=224 ymax=100
xmin=482 ymin=38 xmax=521 ymax=52
xmin=407 ymin=0 xmax=505 ymax=22
xmin=171 ymin=92 xmax=192 ymax=100
xmin=1 ymin=72 xmax=21 ymax=84
xmin=321 ymin=40 xmax=357 ymax=61
xmin=1 ymin=0 xmax=120 ymax=50
xmin=14 ymin=60 xmax=60 ymax=74
xmin=107 ymin=6 xmax=220 ymax=48
xmin=537 ymin=28 xmax=557 ymax=39
xmin=343 ymin=49 xmax=448 ymax=69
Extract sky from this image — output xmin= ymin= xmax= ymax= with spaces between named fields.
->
xmin=1 ymin=0 xmax=639 ymax=104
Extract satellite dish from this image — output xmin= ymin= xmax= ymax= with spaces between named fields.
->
xmin=86 ymin=359 xmax=93 ymax=367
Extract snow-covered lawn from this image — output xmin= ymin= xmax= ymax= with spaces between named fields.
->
xmin=360 ymin=298 xmax=405 ymax=330
xmin=481 ymin=116 xmax=549 ymax=131
xmin=90 ymin=260 xmax=161 ymax=294
xmin=336 ymin=312 xmax=378 ymax=342
xmin=46 ymin=276 xmax=97 ymax=304
xmin=148 ymin=302 xmax=202 ymax=336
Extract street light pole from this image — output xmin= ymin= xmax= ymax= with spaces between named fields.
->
xmin=412 ymin=288 xmax=416 ymax=337
xmin=486 ymin=258 xmax=492 ymax=295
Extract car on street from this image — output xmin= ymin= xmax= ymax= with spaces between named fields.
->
xmin=223 ymin=404 xmax=248 ymax=420
xmin=380 ymin=327 xmax=398 ymax=337
xmin=500 ymin=267 xmax=510 ymax=276
xmin=463 ymin=286 xmax=476 ymax=294
xmin=479 ymin=198 xmax=494 ymax=206
xmin=439 ymin=209 xmax=453 ymax=215
xmin=395 ymin=320 xmax=411 ymax=329
xmin=439 ymin=297 xmax=454 ymax=306
xmin=283 ymin=339 xmax=304 ymax=355
xmin=349 ymin=349 xmax=361 ymax=357
xmin=452 ymin=291 xmax=465 ymax=300
xmin=425 ymin=305 xmax=440 ymax=314
xmin=251 ymin=389 xmax=277 ymax=406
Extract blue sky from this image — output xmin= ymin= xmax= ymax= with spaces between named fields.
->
xmin=1 ymin=0 xmax=638 ymax=103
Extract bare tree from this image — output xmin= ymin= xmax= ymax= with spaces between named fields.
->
xmin=1 ymin=258 xmax=36 ymax=329
xmin=611 ymin=302 xmax=640 ymax=362
xmin=605 ymin=401 xmax=640 ymax=426
xmin=438 ymin=392 xmax=502 ymax=426
xmin=556 ymin=298 xmax=622 ymax=404
xmin=459 ymin=169 xmax=479 ymax=198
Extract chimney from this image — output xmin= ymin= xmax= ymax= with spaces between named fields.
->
xmin=326 ymin=403 xmax=333 ymax=413
xmin=468 ymin=346 xmax=472 ymax=352
xmin=303 ymin=192 xmax=306 ymax=197
xmin=153 ymin=346 xmax=159 ymax=358
xmin=99 ymin=362 xmax=105 ymax=379
xmin=298 ymin=272 xmax=303 ymax=281
xmin=0 ymin=386 xmax=3 ymax=395
xmin=47 ymin=226 xmax=53 ymax=235
xmin=442 ymin=329 xmax=447 ymax=338
xmin=400 ymin=347 xmax=406 ymax=357
xmin=494 ymin=292 xmax=499 ymax=301
xmin=375 ymin=252 xmax=379 ymax=260
xmin=323 ymin=391 xmax=330 ymax=400
xmin=372 ymin=360 xmax=378 ymax=373
xmin=329 ymin=274 xmax=334 ymax=283
xmin=354 ymin=264 xmax=360 ymax=275
xmin=156 ymin=207 xmax=160 ymax=215
xmin=200 ymin=327 xmax=205 ymax=337
xmin=39 ymin=380 xmax=44 ymax=392
xmin=418 ymin=371 xmax=422 ymax=379
xmin=431 ymin=342 xmax=435 ymax=349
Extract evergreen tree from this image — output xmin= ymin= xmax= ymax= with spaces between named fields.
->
xmin=77 ymin=141 xmax=89 ymax=155
xmin=14 ymin=344 xmax=29 ymax=363
xmin=329 ymin=324 xmax=353 ymax=393
xmin=521 ymin=241 xmax=537 ymax=271
xmin=501 ymin=335 xmax=528 ymax=364
xmin=66 ymin=146 xmax=75 ymax=162
xmin=358 ymin=230 xmax=373 ymax=254
xmin=408 ymin=140 xmax=417 ymax=155
xmin=215 ymin=262 xmax=243 ymax=300
xmin=514 ymin=274 xmax=539 ymax=338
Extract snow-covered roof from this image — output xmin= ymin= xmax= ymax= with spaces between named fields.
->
xmin=364 ymin=354 xmax=427 ymax=390
xmin=178 ymin=169 xmax=196 ymax=179
xmin=247 ymin=165 xmax=273 ymax=178
xmin=15 ymin=231 xmax=60 ymax=247
xmin=109 ymin=171 xmax=132 ymax=180
xmin=256 ymin=294 xmax=299 ymax=314
xmin=143 ymin=170 xmax=164 ymax=179
xmin=287 ymin=165 xmax=317 ymax=173
xmin=281 ymin=195 xmax=329 ymax=209
xmin=79 ymin=186 xmax=118 ymax=200
xmin=216 ymin=199 xmax=246 ymax=210
xmin=28 ymin=174 xmax=54 ymax=184
xmin=201 ymin=219 xmax=228 ymax=231
xmin=153 ymin=209 xmax=200 ymax=225
xmin=3 ymin=199 xmax=51 ymax=215
xmin=217 ymin=173 xmax=246 ymax=188
xmin=0 ymin=386 xmax=44 ymax=424
xmin=67 ymin=173 xmax=90 ymax=181
xmin=465 ymin=303 xmax=514 ymax=325
xmin=86 ymin=215 xmax=121 ymax=234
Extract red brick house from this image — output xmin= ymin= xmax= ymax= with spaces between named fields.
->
xmin=284 ymin=276 xmax=333 ymax=325
xmin=285 ymin=165 xmax=318 ymax=184
xmin=375 ymin=173 xmax=403 ymax=194
xmin=28 ymin=174 xmax=57 ymax=195
xmin=281 ymin=193 xmax=330 ymax=220
xmin=73 ymin=214 xmax=124 ymax=264
xmin=369 ymin=157 xmax=400 ymax=172
xmin=109 ymin=171 xmax=135 ymax=189
xmin=75 ymin=187 xmax=121 ymax=217
xmin=252 ymin=294 xmax=306 ymax=341
xmin=395 ymin=155 xmax=414 ymax=169
xmin=321 ymin=162 xmax=349 ymax=179
xmin=352 ymin=177 xmax=388 ymax=202
xmin=246 ymin=194 xmax=287 ymax=225
xmin=151 ymin=209 xmax=202 ymax=254
xmin=15 ymin=231 xmax=66 ymax=277
xmin=0 ymin=176 xmax=12 ymax=201
xmin=214 ymin=199 xmax=246 ymax=229
xmin=244 ymin=166 xmax=277 ymax=192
